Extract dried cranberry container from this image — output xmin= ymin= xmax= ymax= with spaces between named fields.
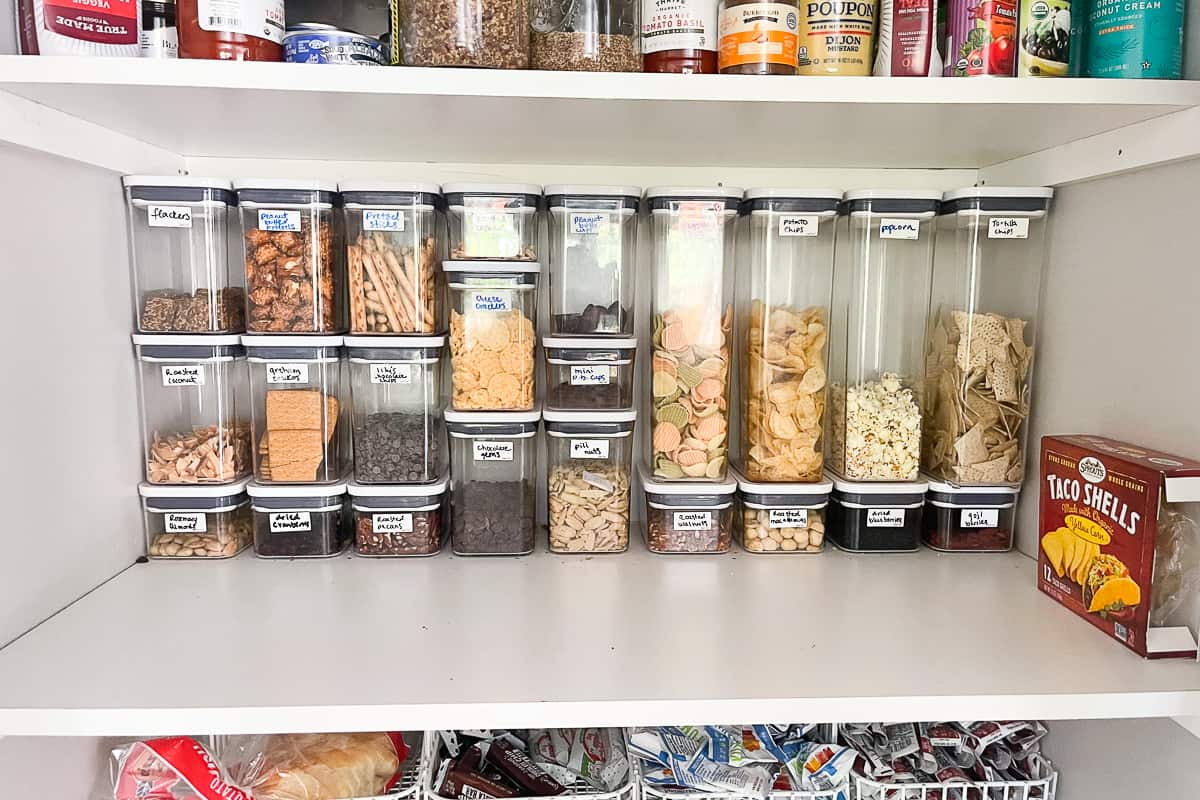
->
xmin=923 ymin=478 xmax=1018 ymax=552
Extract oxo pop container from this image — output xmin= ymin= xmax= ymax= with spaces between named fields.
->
xmin=827 ymin=190 xmax=941 ymax=482
xmin=733 ymin=467 xmax=832 ymax=554
xmin=133 ymin=334 xmax=251 ymax=485
xmin=922 ymin=187 xmax=1053 ymax=487
xmin=923 ymin=478 xmax=1019 ymax=552
xmin=544 ymin=410 xmax=635 ymax=554
xmin=646 ymin=186 xmax=741 ymax=482
xmin=828 ymin=476 xmax=929 ymax=552
xmin=736 ymin=188 xmax=841 ymax=483
xmin=544 ymin=185 xmax=640 ymax=336
xmin=248 ymin=481 xmax=349 ymax=558
xmin=139 ymin=478 xmax=253 ymax=559
xmin=543 ymin=336 xmax=637 ymax=411
xmin=123 ymin=176 xmax=243 ymax=333
xmin=349 ymin=475 xmax=449 ymax=557
xmin=640 ymin=461 xmax=737 ymax=554
xmin=444 ymin=183 xmax=541 ymax=260
xmin=445 ymin=408 xmax=540 ymax=556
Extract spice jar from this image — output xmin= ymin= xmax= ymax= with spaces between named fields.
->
xmin=177 ymin=0 xmax=285 ymax=60
xmin=235 ymin=179 xmax=344 ymax=334
xmin=244 ymin=335 xmax=348 ymax=484
xmin=828 ymin=477 xmax=929 ymax=552
xmin=718 ymin=0 xmax=800 ymax=74
xmin=341 ymin=182 xmax=445 ymax=335
xmin=640 ymin=461 xmax=736 ymax=554
xmin=248 ymin=481 xmax=349 ymax=558
xmin=532 ymin=0 xmax=641 ymax=70
xmin=446 ymin=408 xmax=540 ymax=556
xmin=349 ymin=475 xmax=448 ymax=557
xmin=445 ymin=184 xmax=540 ymax=261
xmin=544 ymin=336 xmax=637 ymax=411
xmin=641 ymin=0 xmax=718 ymax=72
xmin=923 ymin=479 xmax=1018 ymax=552
xmin=346 ymin=335 xmax=446 ymax=485
xmin=123 ymin=176 xmax=243 ymax=333
xmin=732 ymin=467 xmax=831 ymax=554
xmin=736 ymin=188 xmax=840 ymax=483
xmin=134 ymin=334 xmax=251 ymax=485
xmin=545 ymin=410 xmax=635 ymax=553
xmin=827 ymin=190 xmax=941 ymax=482
xmin=923 ymin=187 xmax=1053 ymax=487
xmin=396 ymin=0 xmax=530 ymax=67
xmin=646 ymin=186 xmax=741 ymax=481
xmin=446 ymin=261 xmax=539 ymax=411
xmin=545 ymin=185 xmax=638 ymax=336
xmin=139 ymin=477 xmax=253 ymax=559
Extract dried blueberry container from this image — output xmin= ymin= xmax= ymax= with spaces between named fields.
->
xmin=828 ymin=476 xmax=929 ymax=553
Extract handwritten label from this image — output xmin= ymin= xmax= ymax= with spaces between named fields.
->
xmin=988 ymin=217 xmax=1029 ymax=239
xmin=266 ymin=363 xmax=309 ymax=384
xmin=147 ymin=205 xmax=193 ymax=228
xmin=373 ymin=513 xmax=414 ymax=534
xmin=363 ymin=209 xmax=405 ymax=231
xmin=473 ymin=441 xmax=514 ymax=461
xmin=961 ymin=509 xmax=1000 ymax=528
xmin=778 ymin=215 xmax=818 ymax=237
xmin=570 ymin=439 xmax=610 ymax=459
xmin=570 ymin=365 xmax=611 ymax=386
xmin=258 ymin=209 xmax=300 ymax=232
xmin=469 ymin=291 xmax=511 ymax=313
xmin=570 ymin=212 xmax=605 ymax=235
xmin=879 ymin=219 xmax=919 ymax=240
xmin=161 ymin=365 xmax=204 ymax=386
xmin=269 ymin=511 xmax=311 ymax=532
xmin=469 ymin=210 xmax=510 ymax=233
xmin=165 ymin=513 xmax=207 ymax=533
xmin=768 ymin=508 xmax=809 ymax=528
xmin=867 ymin=508 xmax=906 ymax=528
xmin=674 ymin=511 xmax=713 ymax=530
xmin=677 ymin=201 xmax=722 ymax=237
xmin=370 ymin=363 xmax=412 ymax=384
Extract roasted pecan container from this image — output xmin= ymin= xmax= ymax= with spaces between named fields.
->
xmin=733 ymin=467 xmax=832 ymax=554
xmin=543 ymin=336 xmax=636 ymax=411
xmin=248 ymin=481 xmax=349 ymax=558
xmin=349 ymin=474 xmax=448 ymax=557
xmin=923 ymin=478 xmax=1018 ymax=552
xmin=828 ymin=476 xmax=929 ymax=552
xmin=544 ymin=409 xmax=635 ymax=554
xmin=235 ymin=179 xmax=345 ymax=333
xmin=444 ymin=184 xmax=540 ymax=260
xmin=139 ymin=477 xmax=253 ymax=559
xmin=640 ymin=461 xmax=736 ymax=554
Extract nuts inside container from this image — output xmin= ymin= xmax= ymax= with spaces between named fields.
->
xmin=640 ymin=461 xmax=736 ymax=554
xmin=545 ymin=410 xmax=635 ymax=553
xmin=139 ymin=478 xmax=254 ymax=560
xmin=348 ymin=475 xmax=448 ymax=557
xmin=733 ymin=468 xmax=832 ymax=554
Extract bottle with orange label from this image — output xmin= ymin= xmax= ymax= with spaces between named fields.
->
xmin=717 ymin=0 xmax=800 ymax=74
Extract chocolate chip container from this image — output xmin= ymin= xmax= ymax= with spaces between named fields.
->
xmin=133 ymin=334 xmax=251 ymax=485
xmin=444 ymin=183 xmax=540 ymax=260
xmin=123 ymin=176 xmax=243 ymax=333
xmin=346 ymin=335 xmax=446 ymax=485
xmin=139 ymin=478 xmax=253 ymax=559
xmin=348 ymin=474 xmax=449 ymax=557
xmin=732 ymin=467 xmax=832 ymax=554
xmin=922 ymin=187 xmax=1053 ymax=487
xmin=544 ymin=410 xmax=635 ymax=554
xmin=640 ymin=461 xmax=736 ymax=554
xmin=923 ymin=478 xmax=1019 ymax=552
xmin=543 ymin=336 xmax=637 ymax=411
xmin=248 ymin=481 xmax=349 ymax=558
xmin=828 ymin=476 xmax=929 ymax=552
xmin=445 ymin=408 xmax=540 ymax=556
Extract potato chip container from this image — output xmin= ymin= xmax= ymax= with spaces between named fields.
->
xmin=732 ymin=467 xmax=832 ymax=554
xmin=827 ymin=190 xmax=941 ymax=483
xmin=444 ymin=183 xmax=541 ymax=260
xmin=248 ymin=481 xmax=349 ymax=558
xmin=123 ymin=176 xmax=243 ymax=333
xmin=646 ymin=186 xmax=741 ymax=482
xmin=923 ymin=478 xmax=1019 ymax=552
xmin=736 ymin=188 xmax=841 ymax=483
xmin=544 ymin=410 xmax=635 ymax=554
xmin=922 ymin=187 xmax=1053 ymax=487
xmin=543 ymin=336 xmax=637 ymax=411
xmin=348 ymin=474 xmax=449 ymax=557
xmin=640 ymin=461 xmax=737 ymax=554
xmin=544 ymin=185 xmax=639 ymax=336
xmin=828 ymin=476 xmax=929 ymax=552
xmin=139 ymin=478 xmax=253 ymax=559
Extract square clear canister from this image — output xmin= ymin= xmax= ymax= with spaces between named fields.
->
xmin=349 ymin=474 xmax=449 ymax=557
xmin=444 ymin=183 xmax=540 ymax=260
xmin=640 ymin=461 xmax=736 ymax=554
xmin=544 ymin=410 xmax=635 ymax=553
xmin=139 ymin=477 xmax=253 ymax=559
xmin=828 ymin=476 xmax=930 ymax=552
xmin=733 ymin=467 xmax=832 ymax=554
xmin=248 ymin=481 xmax=349 ymax=558
xmin=543 ymin=336 xmax=636 ymax=411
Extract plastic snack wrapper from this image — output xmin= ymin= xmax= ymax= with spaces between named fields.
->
xmin=224 ymin=732 xmax=410 ymax=800
xmin=96 ymin=737 xmax=251 ymax=800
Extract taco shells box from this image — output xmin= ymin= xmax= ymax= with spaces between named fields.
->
xmin=1039 ymin=435 xmax=1200 ymax=660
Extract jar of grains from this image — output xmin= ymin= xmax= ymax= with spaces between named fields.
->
xmin=397 ymin=0 xmax=530 ymax=68
xmin=531 ymin=0 xmax=642 ymax=70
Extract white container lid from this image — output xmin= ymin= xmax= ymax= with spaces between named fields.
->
xmin=442 ymin=182 xmax=542 ymax=196
xmin=242 ymin=335 xmax=344 ymax=348
xmin=337 ymin=181 xmax=441 ymax=194
xmin=343 ymin=334 xmax=446 ymax=349
xmin=731 ymin=466 xmax=834 ymax=496
xmin=133 ymin=334 xmax=243 ymax=347
xmin=942 ymin=186 xmax=1054 ymax=202
xmin=844 ymin=189 xmax=943 ymax=202
xmin=646 ymin=186 xmax=743 ymax=200
xmin=830 ymin=475 xmax=931 ymax=494
xmin=542 ymin=409 xmax=636 ymax=423
xmin=233 ymin=178 xmax=338 ymax=193
xmin=542 ymin=336 xmax=637 ymax=349
xmin=444 ymin=407 xmax=541 ymax=424
xmin=123 ymin=175 xmax=232 ymax=190
xmin=638 ymin=461 xmax=737 ymax=495
xmin=443 ymin=260 xmax=541 ymax=273
xmin=543 ymin=184 xmax=641 ymax=198
xmin=138 ymin=477 xmax=251 ymax=498
xmin=925 ymin=477 xmax=1021 ymax=496
xmin=347 ymin=474 xmax=449 ymax=496
xmin=744 ymin=188 xmax=843 ymax=201
xmin=246 ymin=480 xmax=348 ymax=498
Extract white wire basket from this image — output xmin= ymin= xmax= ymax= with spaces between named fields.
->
xmin=631 ymin=748 xmax=847 ymax=800
xmin=848 ymin=769 xmax=1058 ymax=800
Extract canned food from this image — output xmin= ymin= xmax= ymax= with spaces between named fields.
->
xmin=283 ymin=27 xmax=386 ymax=65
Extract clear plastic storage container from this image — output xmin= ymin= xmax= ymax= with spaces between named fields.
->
xmin=445 ymin=409 xmax=540 ymax=555
xmin=732 ymin=467 xmax=832 ymax=554
xmin=544 ymin=409 xmax=635 ymax=553
xmin=640 ymin=461 xmax=737 ymax=553
xmin=828 ymin=477 xmax=929 ymax=552
xmin=544 ymin=185 xmax=639 ymax=335
xmin=139 ymin=478 xmax=253 ymax=559
xmin=543 ymin=336 xmax=636 ymax=411
xmin=531 ymin=0 xmax=641 ymax=71
xmin=922 ymin=187 xmax=1053 ymax=487
xmin=248 ymin=481 xmax=349 ymax=558
xmin=736 ymin=188 xmax=841 ymax=483
xmin=243 ymin=335 xmax=348 ymax=484
xmin=923 ymin=479 xmax=1018 ymax=552
xmin=397 ymin=0 xmax=530 ymax=68
xmin=346 ymin=335 xmax=446 ymax=485
xmin=235 ymin=179 xmax=345 ymax=333
xmin=827 ymin=190 xmax=942 ymax=482
xmin=646 ymin=186 xmax=741 ymax=482
xmin=348 ymin=475 xmax=449 ymax=557
xmin=444 ymin=184 xmax=540 ymax=260
xmin=123 ymin=176 xmax=244 ymax=333
xmin=133 ymin=334 xmax=251 ymax=484
xmin=446 ymin=261 xmax=539 ymax=411
xmin=341 ymin=182 xmax=445 ymax=335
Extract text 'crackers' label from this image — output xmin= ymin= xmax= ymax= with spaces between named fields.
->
xmin=373 ymin=513 xmax=413 ymax=534
xmin=470 ymin=291 xmax=511 ymax=313
xmin=570 ymin=365 xmax=611 ymax=385
xmin=363 ymin=209 xmax=405 ymax=231
xmin=988 ymin=217 xmax=1029 ymax=239
xmin=570 ymin=439 xmax=610 ymax=459
xmin=769 ymin=508 xmax=809 ymax=528
xmin=258 ymin=209 xmax=300 ymax=232
xmin=148 ymin=205 xmax=193 ymax=228
xmin=779 ymin=215 xmax=818 ymax=236
xmin=961 ymin=508 xmax=1000 ymax=528
xmin=161 ymin=365 xmax=204 ymax=386
xmin=165 ymin=513 xmax=207 ymax=533
xmin=879 ymin=218 xmax=919 ymax=240
xmin=570 ymin=212 xmax=605 ymax=235
xmin=674 ymin=511 xmax=713 ymax=530
xmin=270 ymin=511 xmax=311 ymax=532
xmin=266 ymin=363 xmax=309 ymax=384
xmin=867 ymin=508 xmax=905 ymax=527
xmin=371 ymin=363 xmax=412 ymax=384
xmin=473 ymin=441 xmax=514 ymax=461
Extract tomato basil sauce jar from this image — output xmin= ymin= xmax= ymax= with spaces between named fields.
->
xmin=923 ymin=479 xmax=1018 ymax=552
xmin=177 ymin=0 xmax=285 ymax=61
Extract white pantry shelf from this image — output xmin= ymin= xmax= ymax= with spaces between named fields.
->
xmin=1 ymin=544 xmax=1199 ymax=736
xmin=2 ymin=56 xmax=1200 ymax=170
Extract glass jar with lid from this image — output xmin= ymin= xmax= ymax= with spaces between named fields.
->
xmin=444 ymin=183 xmax=541 ymax=261
xmin=544 ymin=409 xmax=635 ymax=553
xmin=922 ymin=187 xmax=1053 ymax=487
xmin=717 ymin=0 xmax=800 ymax=75
xmin=531 ymin=0 xmax=641 ymax=70
xmin=826 ymin=190 xmax=941 ymax=482
xmin=396 ymin=0 xmax=530 ymax=68
xmin=736 ymin=188 xmax=841 ymax=483
xmin=177 ymin=0 xmax=285 ymax=61
xmin=640 ymin=0 xmax=718 ymax=72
